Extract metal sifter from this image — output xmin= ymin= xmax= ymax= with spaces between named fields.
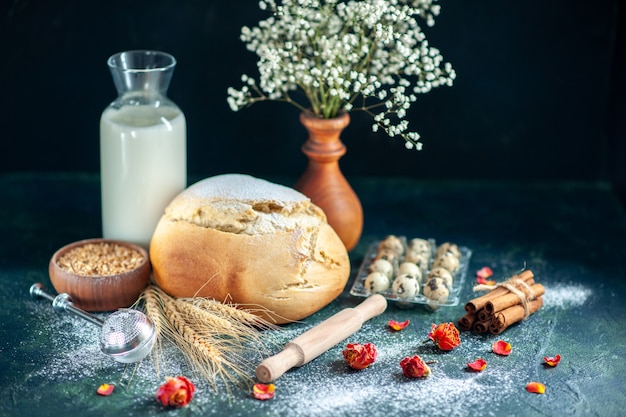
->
xmin=30 ymin=283 xmax=156 ymax=363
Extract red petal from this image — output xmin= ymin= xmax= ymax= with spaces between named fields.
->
xmin=475 ymin=266 xmax=494 ymax=279
xmin=476 ymin=276 xmax=496 ymax=285
xmin=526 ymin=382 xmax=546 ymax=394
xmin=543 ymin=354 xmax=561 ymax=367
xmin=467 ymin=358 xmax=487 ymax=372
xmin=97 ymin=383 xmax=115 ymax=396
xmin=388 ymin=320 xmax=410 ymax=331
xmin=492 ymin=340 xmax=512 ymax=356
xmin=253 ymin=383 xmax=275 ymax=400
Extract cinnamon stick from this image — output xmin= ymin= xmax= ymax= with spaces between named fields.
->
xmin=489 ymin=297 xmax=543 ymax=334
xmin=485 ymin=283 xmax=545 ymax=314
xmin=472 ymin=318 xmax=492 ymax=333
xmin=457 ymin=312 xmax=476 ymax=331
xmin=464 ymin=269 xmax=534 ymax=313
xmin=477 ymin=308 xmax=491 ymax=323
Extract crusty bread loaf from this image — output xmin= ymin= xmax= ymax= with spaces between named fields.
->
xmin=149 ymin=174 xmax=350 ymax=323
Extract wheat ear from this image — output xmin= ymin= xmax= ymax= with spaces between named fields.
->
xmin=186 ymin=297 xmax=281 ymax=330
xmin=161 ymin=294 xmax=243 ymax=390
xmin=137 ymin=285 xmax=276 ymax=391
xmin=134 ymin=286 xmax=166 ymax=375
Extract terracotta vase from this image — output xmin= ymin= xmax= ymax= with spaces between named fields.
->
xmin=294 ymin=111 xmax=363 ymax=251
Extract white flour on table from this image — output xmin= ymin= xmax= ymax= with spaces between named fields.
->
xmin=22 ymin=281 xmax=593 ymax=416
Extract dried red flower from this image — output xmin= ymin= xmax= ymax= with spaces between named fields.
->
xmin=253 ymin=383 xmax=275 ymax=400
xmin=526 ymin=382 xmax=546 ymax=394
xmin=428 ymin=322 xmax=461 ymax=351
xmin=467 ymin=358 xmax=487 ymax=372
xmin=96 ymin=383 xmax=114 ymax=396
xmin=388 ymin=319 xmax=410 ymax=331
xmin=156 ymin=376 xmax=195 ymax=408
xmin=342 ymin=342 xmax=377 ymax=370
xmin=400 ymin=355 xmax=431 ymax=378
xmin=492 ymin=340 xmax=512 ymax=356
xmin=476 ymin=266 xmax=494 ymax=279
xmin=543 ymin=354 xmax=561 ymax=367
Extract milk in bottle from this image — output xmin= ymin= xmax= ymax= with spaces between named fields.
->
xmin=100 ymin=50 xmax=186 ymax=248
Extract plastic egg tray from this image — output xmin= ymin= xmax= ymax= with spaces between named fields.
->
xmin=349 ymin=237 xmax=472 ymax=310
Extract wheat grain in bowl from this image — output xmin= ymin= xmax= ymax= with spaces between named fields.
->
xmin=56 ymin=241 xmax=145 ymax=276
xmin=49 ymin=238 xmax=151 ymax=312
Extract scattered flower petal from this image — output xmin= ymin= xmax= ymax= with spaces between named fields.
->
xmin=253 ymin=383 xmax=275 ymax=400
xmin=388 ymin=320 xmax=410 ymax=331
xmin=492 ymin=340 xmax=512 ymax=356
xmin=526 ymin=382 xmax=546 ymax=394
xmin=543 ymin=354 xmax=561 ymax=367
xmin=476 ymin=276 xmax=496 ymax=285
xmin=400 ymin=355 xmax=431 ymax=378
xmin=476 ymin=266 xmax=494 ymax=279
xmin=467 ymin=358 xmax=487 ymax=372
xmin=156 ymin=376 xmax=195 ymax=408
xmin=96 ymin=383 xmax=114 ymax=396
xmin=342 ymin=342 xmax=377 ymax=370
xmin=427 ymin=322 xmax=461 ymax=351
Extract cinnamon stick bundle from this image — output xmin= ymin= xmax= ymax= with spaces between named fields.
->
xmin=489 ymin=298 xmax=543 ymax=334
xmin=485 ymin=283 xmax=545 ymax=314
xmin=464 ymin=270 xmax=534 ymax=314
xmin=457 ymin=269 xmax=543 ymax=335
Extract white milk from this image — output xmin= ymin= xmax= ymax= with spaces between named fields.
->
xmin=100 ymin=105 xmax=186 ymax=248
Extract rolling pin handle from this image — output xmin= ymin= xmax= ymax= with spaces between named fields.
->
xmin=354 ymin=294 xmax=388 ymax=321
xmin=256 ymin=343 xmax=304 ymax=383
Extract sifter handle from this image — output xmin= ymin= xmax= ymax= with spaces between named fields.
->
xmin=30 ymin=283 xmax=104 ymax=327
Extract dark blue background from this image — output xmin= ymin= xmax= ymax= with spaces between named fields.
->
xmin=2 ymin=0 xmax=625 ymax=204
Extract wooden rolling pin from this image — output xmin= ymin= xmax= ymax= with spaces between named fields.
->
xmin=256 ymin=294 xmax=388 ymax=383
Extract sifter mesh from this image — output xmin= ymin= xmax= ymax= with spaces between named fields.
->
xmin=100 ymin=309 xmax=153 ymax=354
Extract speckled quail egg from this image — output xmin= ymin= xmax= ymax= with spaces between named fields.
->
xmin=364 ymin=271 xmax=391 ymax=294
xmin=436 ymin=242 xmax=461 ymax=259
xmin=408 ymin=238 xmax=431 ymax=254
xmin=423 ymin=277 xmax=450 ymax=303
xmin=369 ymin=258 xmax=394 ymax=279
xmin=403 ymin=250 xmax=431 ymax=271
xmin=428 ymin=267 xmax=454 ymax=288
xmin=397 ymin=262 xmax=422 ymax=282
xmin=432 ymin=251 xmax=460 ymax=273
xmin=378 ymin=235 xmax=405 ymax=256
xmin=374 ymin=249 xmax=399 ymax=266
xmin=392 ymin=273 xmax=420 ymax=300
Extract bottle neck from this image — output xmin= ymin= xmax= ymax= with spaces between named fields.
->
xmin=107 ymin=50 xmax=176 ymax=100
xmin=114 ymin=91 xmax=174 ymax=107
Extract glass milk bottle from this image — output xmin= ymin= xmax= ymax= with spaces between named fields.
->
xmin=100 ymin=50 xmax=186 ymax=248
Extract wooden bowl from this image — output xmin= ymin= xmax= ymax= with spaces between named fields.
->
xmin=49 ymin=238 xmax=151 ymax=312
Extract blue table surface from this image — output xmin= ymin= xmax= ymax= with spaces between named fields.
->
xmin=1 ymin=172 xmax=626 ymax=417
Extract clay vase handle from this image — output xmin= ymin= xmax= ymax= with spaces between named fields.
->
xmin=255 ymin=294 xmax=387 ymax=383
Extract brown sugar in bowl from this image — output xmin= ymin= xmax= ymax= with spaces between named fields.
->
xmin=49 ymin=238 xmax=151 ymax=312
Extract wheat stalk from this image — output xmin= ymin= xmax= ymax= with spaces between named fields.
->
xmin=138 ymin=286 xmax=165 ymax=374
xmin=185 ymin=297 xmax=281 ymax=330
xmin=136 ymin=285 xmax=278 ymax=392
xmin=161 ymin=295 xmax=242 ymax=390
xmin=175 ymin=300 xmax=260 ymax=346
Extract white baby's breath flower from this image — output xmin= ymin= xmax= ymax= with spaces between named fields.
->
xmin=227 ymin=0 xmax=454 ymax=150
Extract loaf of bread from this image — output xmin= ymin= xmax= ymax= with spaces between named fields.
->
xmin=149 ymin=174 xmax=350 ymax=324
